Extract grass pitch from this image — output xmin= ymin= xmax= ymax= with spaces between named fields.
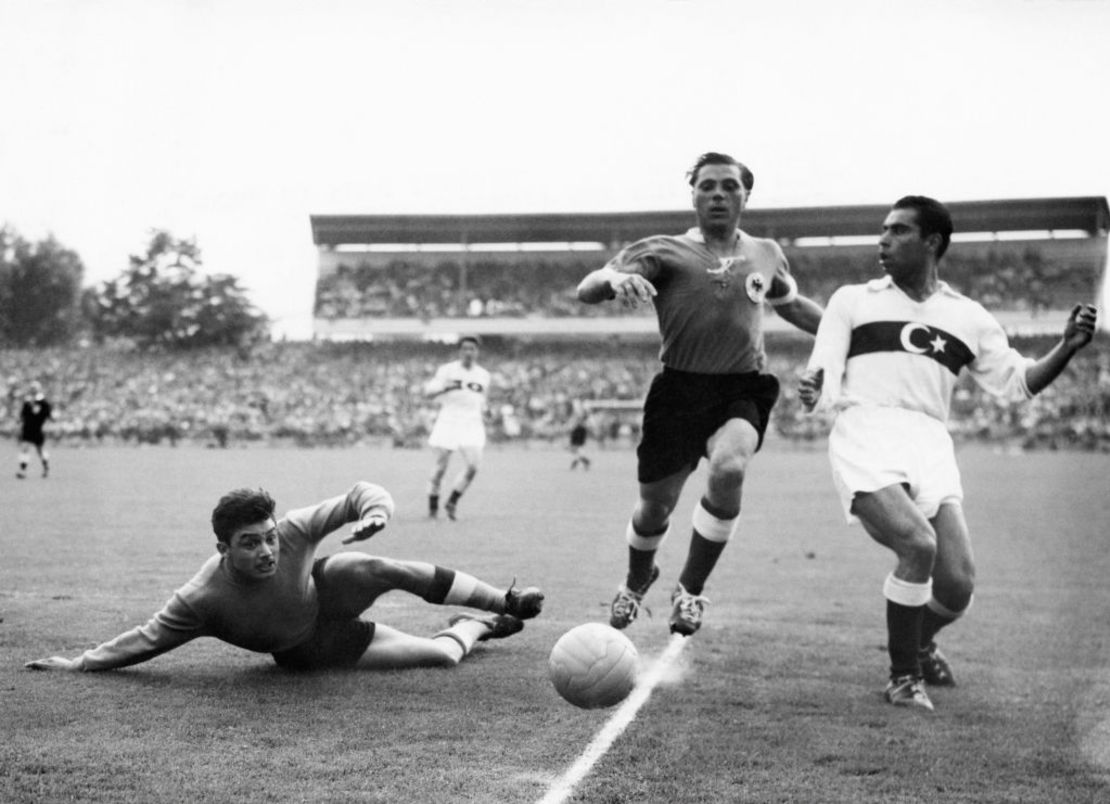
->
xmin=2 ymin=442 xmax=1109 ymax=803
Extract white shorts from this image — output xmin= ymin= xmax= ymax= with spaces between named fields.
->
xmin=828 ymin=405 xmax=963 ymax=523
xmin=428 ymin=416 xmax=486 ymax=451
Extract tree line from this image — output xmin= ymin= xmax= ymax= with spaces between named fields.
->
xmin=0 ymin=226 xmax=267 ymax=349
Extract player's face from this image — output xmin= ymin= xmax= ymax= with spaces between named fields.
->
xmin=692 ymin=164 xmax=747 ymax=234
xmin=219 ymin=518 xmax=280 ymax=581
xmin=458 ymin=342 xmax=479 ymax=366
xmin=878 ymin=208 xmax=933 ymax=280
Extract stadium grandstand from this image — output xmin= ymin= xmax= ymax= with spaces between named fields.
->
xmin=310 ymin=196 xmax=1109 ymax=341
xmin=4 ymin=199 xmax=1105 ymax=454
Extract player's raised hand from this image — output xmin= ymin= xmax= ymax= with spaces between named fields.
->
xmin=1063 ymin=303 xmax=1098 ymax=351
xmin=610 ymin=272 xmax=657 ymax=309
xmin=25 ymin=656 xmax=79 ymax=671
xmin=798 ymin=368 xmax=824 ymax=412
xmin=342 ymin=512 xmax=389 ymax=544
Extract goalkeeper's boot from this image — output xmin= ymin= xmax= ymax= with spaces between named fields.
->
xmin=447 ymin=612 xmax=524 ymax=641
xmin=884 ymin=675 xmax=935 ymax=711
xmin=669 ymin=582 xmax=710 ymax=636
xmin=504 ymin=582 xmax=544 ymax=620
xmin=609 ymin=564 xmax=660 ymax=629
xmin=919 ymin=642 xmax=957 ymax=687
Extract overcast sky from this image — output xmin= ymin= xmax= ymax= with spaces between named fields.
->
xmin=1 ymin=0 xmax=1107 ymax=337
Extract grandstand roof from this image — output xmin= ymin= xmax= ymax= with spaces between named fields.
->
xmin=311 ymin=196 xmax=1109 ymax=247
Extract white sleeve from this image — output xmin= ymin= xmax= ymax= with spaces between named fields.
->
xmin=425 ymin=364 xmax=449 ymax=395
xmin=966 ymin=308 xmax=1035 ymax=401
xmin=804 ymin=287 xmax=853 ymax=410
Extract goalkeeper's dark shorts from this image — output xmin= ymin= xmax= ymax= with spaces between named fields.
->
xmin=271 ymin=557 xmax=376 ymax=671
xmin=637 ymin=367 xmax=780 ymax=484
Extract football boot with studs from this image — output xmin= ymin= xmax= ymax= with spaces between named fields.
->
xmin=609 ymin=564 xmax=660 ymax=630
xmin=669 ymin=582 xmax=710 ymax=636
xmin=884 ymin=675 xmax=935 ymax=711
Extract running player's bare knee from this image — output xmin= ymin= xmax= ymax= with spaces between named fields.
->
xmin=635 ymin=499 xmax=674 ymax=532
xmin=900 ymin=526 xmax=937 ymax=573
xmin=935 ymin=568 xmax=974 ymax=609
xmin=938 ymin=582 xmax=973 ymax=613
xmin=708 ymin=452 xmax=748 ymax=492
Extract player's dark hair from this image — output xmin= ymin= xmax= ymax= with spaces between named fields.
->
xmin=892 ymin=195 xmax=954 ymax=259
xmin=687 ymin=152 xmax=754 ymax=193
xmin=211 ymin=488 xmax=276 ymax=544
xmin=458 ymin=335 xmax=480 ymax=348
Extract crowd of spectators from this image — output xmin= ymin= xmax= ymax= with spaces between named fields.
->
xmin=315 ymin=245 xmax=1103 ymax=321
xmin=316 ymin=258 xmax=655 ymax=321
xmin=3 ymin=336 xmax=1108 ymax=452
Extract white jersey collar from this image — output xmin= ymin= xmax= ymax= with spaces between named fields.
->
xmin=866 ymin=274 xmax=962 ymax=298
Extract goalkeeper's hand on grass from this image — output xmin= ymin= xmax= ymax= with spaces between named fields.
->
xmin=342 ymin=512 xmax=389 ymax=544
xmin=25 ymin=656 xmax=80 ymax=671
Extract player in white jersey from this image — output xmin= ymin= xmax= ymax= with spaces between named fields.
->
xmin=800 ymin=196 xmax=1099 ymax=711
xmin=425 ymin=336 xmax=491 ymax=520
xmin=578 ymin=153 xmax=823 ymax=636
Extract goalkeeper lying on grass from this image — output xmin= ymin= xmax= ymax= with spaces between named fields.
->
xmin=27 ymin=481 xmax=543 ymax=672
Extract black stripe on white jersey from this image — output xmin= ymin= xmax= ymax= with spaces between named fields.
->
xmin=847 ymin=321 xmax=974 ymax=376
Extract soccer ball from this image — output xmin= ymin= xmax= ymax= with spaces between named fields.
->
xmin=548 ymin=623 xmax=639 ymax=709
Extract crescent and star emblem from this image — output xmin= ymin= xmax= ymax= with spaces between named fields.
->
xmin=899 ymin=323 xmax=948 ymax=355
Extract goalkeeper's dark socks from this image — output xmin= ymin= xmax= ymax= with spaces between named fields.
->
xmin=428 ymin=494 xmax=439 ymax=516
xmin=447 ymin=490 xmax=462 ymax=506
xmin=422 ymin=566 xmax=502 ymax=610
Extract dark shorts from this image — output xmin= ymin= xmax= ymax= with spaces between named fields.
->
xmin=637 ymin=367 xmax=780 ymax=484
xmin=20 ymin=432 xmax=45 ymax=447
xmin=271 ymin=557 xmax=376 ymax=671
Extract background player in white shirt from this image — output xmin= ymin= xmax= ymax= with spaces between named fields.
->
xmin=425 ymin=336 xmax=491 ymax=520
xmin=799 ymin=195 xmax=1098 ymax=711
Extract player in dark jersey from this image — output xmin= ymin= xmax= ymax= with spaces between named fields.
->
xmin=26 ymin=481 xmax=544 ymax=672
xmin=799 ymin=196 xmax=1098 ymax=711
xmin=17 ymin=381 xmax=53 ymax=479
xmin=577 ymin=152 xmax=823 ymax=636
xmin=568 ymin=410 xmax=591 ymax=471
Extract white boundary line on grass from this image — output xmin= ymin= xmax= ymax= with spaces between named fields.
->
xmin=536 ymin=633 xmax=690 ymax=804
